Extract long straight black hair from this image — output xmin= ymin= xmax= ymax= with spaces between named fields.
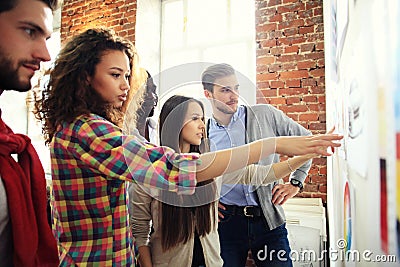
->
xmin=158 ymin=95 xmax=216 ymax=251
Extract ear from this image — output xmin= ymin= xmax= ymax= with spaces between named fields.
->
xmin=204 ymin=90 xmax=211 ymax=99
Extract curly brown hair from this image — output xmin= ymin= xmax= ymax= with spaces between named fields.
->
xmin=34 ymin=28 xmax=137 ymax=144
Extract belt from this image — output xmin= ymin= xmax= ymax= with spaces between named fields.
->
xmin=223 ymin=204 xmax=262 ymax=217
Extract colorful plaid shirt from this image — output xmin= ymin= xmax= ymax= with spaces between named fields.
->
xmin=50 ymin=114 xmax=200 ymax=266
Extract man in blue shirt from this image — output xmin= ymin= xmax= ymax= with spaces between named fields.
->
xmin=202 ymin=63 xmax=311 ymax=266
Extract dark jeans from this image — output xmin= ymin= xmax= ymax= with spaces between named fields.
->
xmin=218 ymin=208 xmax=292 ymax=267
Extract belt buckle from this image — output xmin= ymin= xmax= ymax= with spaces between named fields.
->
xmin=243 ymin=206 xmax=253 ymax=217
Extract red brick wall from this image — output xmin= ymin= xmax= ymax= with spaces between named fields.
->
xmin=60 ymin=0 xmax=137 ymax=44
xmin=255 ymin=0 xmax=327 ymax=203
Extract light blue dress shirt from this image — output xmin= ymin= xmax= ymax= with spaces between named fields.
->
xmin=208 ymin=106 xmax=259 ymax=206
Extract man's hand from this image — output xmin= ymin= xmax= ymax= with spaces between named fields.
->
xmin=275 ymin=134 xmax=343 ymax=157
xmin=218 ymin=202 xmax=226 ymax=222
xmin=271 ymin=183 xmax=300 ymax=205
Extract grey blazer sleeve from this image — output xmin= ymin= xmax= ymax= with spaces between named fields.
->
xmin=268 ymin=105 xmax=312 ymax=183
xmin=249 ymin=104 xmax=312 ymax=183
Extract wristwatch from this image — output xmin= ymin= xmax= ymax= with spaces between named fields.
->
xmin=290 ymin=179 xmax=304 ymax=192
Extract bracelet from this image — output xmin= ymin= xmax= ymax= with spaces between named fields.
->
xmin=287 ymin=158 xmax=295 ymax=172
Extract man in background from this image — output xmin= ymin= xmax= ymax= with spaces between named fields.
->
xmin=0 ymin=0 xmax=60 ymax=265
xmin=202 ymin=63 xmax=311 ymax=266
xmin=135 ymin=70 xmax=158 ymax=142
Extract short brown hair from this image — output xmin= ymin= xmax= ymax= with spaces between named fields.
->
xmin=201 ymin=63 xmax=235 ymax=93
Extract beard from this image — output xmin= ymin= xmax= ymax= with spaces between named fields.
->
xmin=0 ymin=52 xmax=33 ymax=92
xmin=214 ymin=100 xmax=237 ymax=115
xmin=216 ymin=105 xmax=236 ymax=114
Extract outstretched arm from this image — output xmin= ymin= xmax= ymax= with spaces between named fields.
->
xmin=196 ymin=134 xmax=341 ymax=182
xmin=271 ymin=128 xmax=339 ymax=205
xmin=219 ymin=154 xmax=316 ymax=186
xmin=275 ymin=134 xmax=341 ymax=156
xmin=271 ymin=154 xmax=316 ymax=179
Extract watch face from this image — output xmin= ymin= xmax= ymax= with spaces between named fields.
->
xmin=291 ymin=179 xmax=302 ymax=188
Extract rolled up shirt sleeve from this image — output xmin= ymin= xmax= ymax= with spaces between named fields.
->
xmin=53 ymin=114 xmax=201 ymax=194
